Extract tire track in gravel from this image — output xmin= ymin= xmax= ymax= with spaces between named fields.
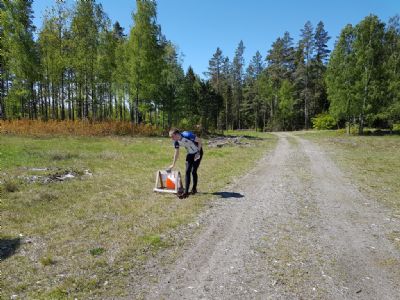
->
xmin=140 ymin=132 xmax=400 ymax=300
xmin=296 ymin=134 xmax=400 ymax=299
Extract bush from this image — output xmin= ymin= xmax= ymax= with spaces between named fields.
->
xmin=393 ymin=123 xmax=400 ymax=132
xmin=178 ymin=118 xmax=190 ymax=129
xmin=312 ymin=113 xmax=337 ymax=130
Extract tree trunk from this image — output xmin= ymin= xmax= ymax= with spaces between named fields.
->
xmin=225 ymin=94 xmax=228 ymax=130
xmin=263 ymin=107 xmax=266 ymax=132
xmin=359 ymin=66 xmax=369 ymax=135
xmin=44 ymin=82 xmax=49 ymax=121
xmin=39 ymin=83 xmax=44 ymax=118
xmin=109 ymin=84 xmax=112 ymax=120
xmin=61 ymin=73 xmax=65 ymax=120
xmin=51 ymin=83 xmax=56 ymax=119
xmin=0 ymin=83 xmax=5 ymax=120
xmin=31 ymin=82 xmax=37 ymax=119
xmin=135 ymin=86 xmax=140 ymax=124
xmin=254 ymin=104 xmax=258 ymax=131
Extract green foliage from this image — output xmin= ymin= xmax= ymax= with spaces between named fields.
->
xmin=0 ymin=1 xmax=399 ymax=133
xmin=141 ymin=234 xmax=166 ymax=248
xmin=311 ymin=113 xmax=337 ymax=130
xmin=127 ymin=0 xmax=164 ymax=124
xmin=1 ymin=0 xmax=38 ymax=119
xmin=326 ymin=25 xmax=358 ymax=121
xmin=278 ymin=80 xmax=296 ymax=130
xmin=89 ymin=247 xmax=106 ymax=256
xmin=43 ymin=287 xmax=68 ymax=300
xmin=326 ymin=15 xmax=397 ymax=134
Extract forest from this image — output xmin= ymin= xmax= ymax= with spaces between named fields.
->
xmin=1 ymin=0 xmax=399 ymax=134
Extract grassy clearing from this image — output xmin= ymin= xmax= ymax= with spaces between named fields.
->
xmin=0 ymin=132 xmax=277 ymax=299
xmin=298 ymin=130 xmax=400 ymax=216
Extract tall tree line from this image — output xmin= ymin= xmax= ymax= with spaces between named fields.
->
xmin=327 ymin=15 xmax=400 ymax=134
xmin=1 ymin=1 xmax=399 ymax=132
xmin=206 ymin=16 xmax=400 ymax=132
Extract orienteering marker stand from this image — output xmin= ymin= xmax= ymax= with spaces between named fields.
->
xmin=154 ymin=170 xmax=183 ymax=194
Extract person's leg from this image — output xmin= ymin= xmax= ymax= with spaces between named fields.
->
xmin=191 ymin=149 xmax=203 ymax=193
xmin=185 ymin=154 xmax=194 ymax=194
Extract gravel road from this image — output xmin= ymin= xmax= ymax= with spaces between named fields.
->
xmin=140 ymin=132 xmax=400 ymax=299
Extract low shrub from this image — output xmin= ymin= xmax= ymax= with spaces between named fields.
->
xmin=312 ymin=113 xmax=337 ymax=130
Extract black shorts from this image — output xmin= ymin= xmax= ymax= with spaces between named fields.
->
xmin=186 ymin=148 xmax=204 ymax=163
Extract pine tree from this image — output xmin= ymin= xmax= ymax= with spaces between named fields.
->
xmin=314 ymin=21 xmax=331 ymax=64
xmin=299 ymin=21 xmax=314 ymax=129
xmin=265 ymin=32 xmax=294 ymax=129
xmin=243 ymin=51 xmax=264 ymax=130
xmin=313 ymin=21 xmax=330 ymax=114
xmin=197 ymin=80 xmax=223 ymax=132
xmin=221 ymin=56 xmax=232 ymax=129
xmin=206 ymin=47 xmax=224 ymax=94
xmin=181 ymin=66 xmax=200 ymax=127
xmin=206 ymin=47 xmax=225 ymax=128
xmin=232 ymin=40 xmax=245 ymax=129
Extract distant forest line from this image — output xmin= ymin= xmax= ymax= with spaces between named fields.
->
xmin=1 ymin=0 xmax=399 ymax=134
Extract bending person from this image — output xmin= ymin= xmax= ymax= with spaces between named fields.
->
xmin=169 ymin=128 xmax=203 ymax=198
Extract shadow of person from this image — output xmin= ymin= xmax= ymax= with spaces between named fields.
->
xmin=212 ymin=192 xmax=244 ymax=199
xmin=0 ymin=238 xmax=21 ymax=260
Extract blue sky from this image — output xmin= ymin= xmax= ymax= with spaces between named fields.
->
xmin=32 ymin=0 xmax=399 ymax=77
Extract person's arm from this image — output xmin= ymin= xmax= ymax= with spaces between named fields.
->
xmin=194 ymin=137 xmax=202 ymax=161
xmin=195 ymin=136 xmax=202 ymax=151
xmin=169 ymin=148 xmax=179 ymax=169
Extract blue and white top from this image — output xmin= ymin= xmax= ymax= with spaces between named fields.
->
xmin=174 ymin=131 xmax=199 ymax=154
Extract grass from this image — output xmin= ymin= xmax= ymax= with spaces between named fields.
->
xmin=298 ymin=130 xmax=400 ymax=216
xmin=0 ymin=131 xmax=277 ymax=299
xmin=40 ymin=255 xmax=57 ymax=266
xmin=89 ymin=247 xmax=106 ymax=256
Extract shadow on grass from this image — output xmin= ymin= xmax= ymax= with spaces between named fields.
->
xmin=362 ymin=130 xmax=400 ymax=136
xmin=0 ymin=238 xmax=21 ymax=260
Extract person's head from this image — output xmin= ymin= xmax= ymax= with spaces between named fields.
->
xmin=169 ymin=128 xmax=181 ymax=141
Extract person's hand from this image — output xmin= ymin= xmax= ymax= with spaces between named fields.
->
xmin=194 ymin=152 xmax=200 ymax=161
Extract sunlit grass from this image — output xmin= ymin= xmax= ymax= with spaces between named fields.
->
xmin=299 ymin=130 xmax=400 ymax=215
xmin=0 ymin=132 xmax=277 ymax=299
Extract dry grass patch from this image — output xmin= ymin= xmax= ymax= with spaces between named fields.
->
xmin=1 ymin=132 xmax=277 ymax=299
